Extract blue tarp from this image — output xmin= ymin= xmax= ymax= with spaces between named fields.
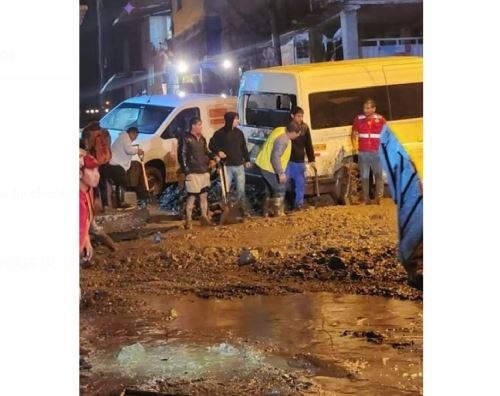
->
xmin=379 ymin=125 xmax=423 ymax=264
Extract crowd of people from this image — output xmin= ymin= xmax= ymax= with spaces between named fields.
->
xmin=79 ymin=99 xmax=386 ymax=260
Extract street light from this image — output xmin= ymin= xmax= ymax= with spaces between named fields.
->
xmin=178 ymin=90 xmax=186 ymax=98
xmin=176 ymin=60 xmax=189 ymax=74
xmin=222 ymin=59 xmax=232 ymax=69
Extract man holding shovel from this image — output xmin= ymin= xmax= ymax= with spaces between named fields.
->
xmin=107 ymin=127 xmax=148 ymax=208
xmin=181 ymin=117 xmax=217 ymax=230
xmin=209 ymin=112 xmax=252 ymax=217
xmin=255 ymin=121 xmax=301 ymax=217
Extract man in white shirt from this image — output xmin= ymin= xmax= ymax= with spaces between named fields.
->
xmin=101 ymin=127 xmax=147 ymax=208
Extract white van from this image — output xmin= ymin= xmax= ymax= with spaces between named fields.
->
xmin=237 ymin=56 xmax=423 ymax=202
xmin=100 ymin=94 xmax=237 ymax=193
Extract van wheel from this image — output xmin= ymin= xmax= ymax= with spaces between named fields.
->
xmin=146 ymin=166 xmax=164 ymax=195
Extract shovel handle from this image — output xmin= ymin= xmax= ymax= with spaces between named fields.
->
xmin=218 ymin=166 xmax=228 ymax=202
xmin=314 ymin=166 xmax=320 ymax=198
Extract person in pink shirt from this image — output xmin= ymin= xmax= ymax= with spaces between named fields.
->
xmin=80 ymin=154 xmax=100 ymax=261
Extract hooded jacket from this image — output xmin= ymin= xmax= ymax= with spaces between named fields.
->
xmin=209 ymin=112 xmax=250 ymax=166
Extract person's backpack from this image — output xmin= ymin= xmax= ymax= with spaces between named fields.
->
xmin=93 ymin=129 xmax=112 ymax=165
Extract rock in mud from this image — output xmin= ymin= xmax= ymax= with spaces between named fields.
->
xmin=167 ymin=308 xmax=178 ymax=320
xmin=341 ymin=330 xmax=384 ymax=344
xmin=239 ymin=249 xmax=259 ymax=266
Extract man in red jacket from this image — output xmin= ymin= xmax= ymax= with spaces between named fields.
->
xmin=352 ymin=99 xmax=386 ymax=205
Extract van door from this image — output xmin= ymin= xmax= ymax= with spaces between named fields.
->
xmin=159 ymin=107 xmax=201 ymax=182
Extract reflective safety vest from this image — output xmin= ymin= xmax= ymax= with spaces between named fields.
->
xmin=353 ymin=113 xmax=386 ymax=152
xmin=255 ymin=127 xmax=291 ymax=174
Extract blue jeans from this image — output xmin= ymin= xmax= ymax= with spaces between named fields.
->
xmin=260 ymin=168 xmax=286 ymax=198
xmin=225 ymin=165 xmax=246 ymax=202
xmin=286 ymin=161 xmax=306 ymax=207
xmin=358 ymin=151 xmax=384 ymax=201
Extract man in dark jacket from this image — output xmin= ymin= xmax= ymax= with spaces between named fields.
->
xmin=287 ymin=106 xmax=316 ymax=210
xmin=209 ymin=112 xmax=251 ymax=215
xmin=181 ymin=117 xmax=216 ymax=229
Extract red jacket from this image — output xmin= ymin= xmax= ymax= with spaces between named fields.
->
xmin=353 ymin=113 xmax=386 ymax=152
xmin=79 ymin=188 xmax=94 ymax=253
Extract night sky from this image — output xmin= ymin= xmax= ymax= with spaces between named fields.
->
xmin=80 ymin=0 xmax=128 ymax=108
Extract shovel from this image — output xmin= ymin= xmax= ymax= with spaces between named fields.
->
xmin=218 ymin=162 xmax=240 ymax=225
xmin=344 ymin=156 xmax=354 ymax=205
xmin=138 ymin=151 xmax=158 ymax=207
xmin=313 ymin=165 xmax=332 ymax=208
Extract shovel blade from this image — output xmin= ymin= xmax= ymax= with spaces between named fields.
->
xmin=220 ymin=204 xmax=240 ymax=225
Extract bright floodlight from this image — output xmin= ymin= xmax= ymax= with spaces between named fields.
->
xmin=105 ymin=108 xmax=109 ymax=113
xmin=177 ymin=60 xmax=189 ymax=74
xmin=85 ymin=110 xmax=90 ymax=114
xmin=222 ymin=59 xmax=232 ymax=69
xmin=221 ymin=93 xmax=227 ymax=98
xmin=178 ymin=90 xmax=186 ymax=98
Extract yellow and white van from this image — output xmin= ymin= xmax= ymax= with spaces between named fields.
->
xmin=100 ymin=94 xmax=236 ymax=193
xmin=237 ymin=56 xmax=423 ymax=201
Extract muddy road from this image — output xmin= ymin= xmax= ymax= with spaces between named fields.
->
xmin=80 ymin=200 xmax=423 ymax=395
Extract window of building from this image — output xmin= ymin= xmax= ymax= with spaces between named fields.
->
xmin=244 ymin=93 xmax=297 ymax=128
xmin=161 ymin=107 xmax=200 ymax=139
xmin=309 ymin=86 xmax=390 ymax=130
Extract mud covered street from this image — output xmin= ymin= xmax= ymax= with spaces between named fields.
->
xmin=80 ymin=200 xmax=423 ymax=395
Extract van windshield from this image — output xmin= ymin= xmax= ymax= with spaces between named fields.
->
xmin=242 ymin=93 xmax=296 ymax=128
xmin=100 ymin=103 xmax=175 ymax=134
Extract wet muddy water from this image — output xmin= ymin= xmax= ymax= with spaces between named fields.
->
xmin=85 ymin=293 xmax=422 ymax=395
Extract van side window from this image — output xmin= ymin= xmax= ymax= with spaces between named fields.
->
xmin=161 ymin=107 xmax=200 ymax=139
xmin=388 ymin=83 xmax=423 ymax=120
xmin=309 ymin=86 xmax=390 ymax=130
xmin=245 ymin=93 xmax=297 ymax=128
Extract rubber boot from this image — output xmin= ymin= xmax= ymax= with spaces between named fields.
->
xmin=117 ymin=187 xmax=133 ymax=209
xmin=262 ymin=198 xmax=271 ymax=217
xmin=200 ymin=216 xmax=213 ymax=226
xmin=275 ymin=197 xmax=286 ymax=217
xmin=239 ymin=199 xmax=252 ymax=218
xmin=270 ymin=198 xmax=283 ymax=217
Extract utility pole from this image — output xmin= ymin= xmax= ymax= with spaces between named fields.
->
xmin=96 ymin=0 xmax=104 ymax=106
xmin=268 ymin=0 xmax=282 ymax=66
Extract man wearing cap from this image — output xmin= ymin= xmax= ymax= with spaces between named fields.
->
xmin=80 ymin=154 xmax=100 ymax=261
xmin=255 ymin=121 xmax=302 ymax=216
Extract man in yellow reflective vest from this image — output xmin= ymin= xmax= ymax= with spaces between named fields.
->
xmin=255 ymin=121 xmax=301 ymax=216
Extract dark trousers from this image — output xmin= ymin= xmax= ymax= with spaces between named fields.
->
xmin=259 ymin=167 xmax=286 ymax=199
xmin=99 ymin=162 xmax=148 ymax=204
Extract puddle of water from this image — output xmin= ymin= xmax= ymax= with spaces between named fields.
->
xmin=92 ymin=341 xmax=288 ymax=382
xmin=87 ymin=293 xmax=423 ymax=395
